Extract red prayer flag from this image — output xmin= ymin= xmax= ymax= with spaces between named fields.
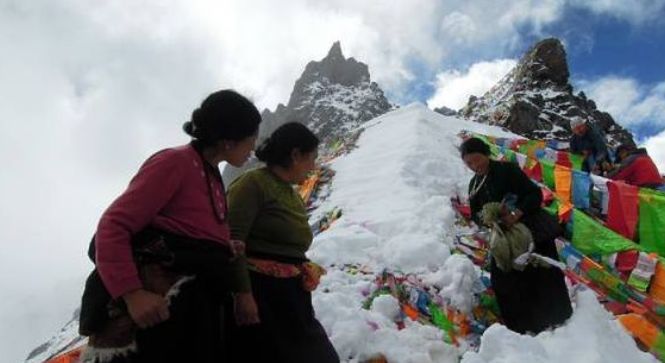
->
xmin=556 ymin=151 xmax=572 ymax=168
xmin=606 ymin=180 xmax=640 ymax=240
xmin=529 ymin=160 xmax=543 ymax=182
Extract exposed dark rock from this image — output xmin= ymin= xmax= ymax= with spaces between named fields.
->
xmin=433 ymin=105 xmax=458 ymax=116
xmin=459 ymin=37 xmax=635 ymax=147
xmin=224 ymin=41 xmax=394 ymax=185
xmin=256 ymin=41 xmax=392 ymax=143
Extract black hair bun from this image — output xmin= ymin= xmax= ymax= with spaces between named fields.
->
xmin=182 ymin=121 xmax=195 ymax=137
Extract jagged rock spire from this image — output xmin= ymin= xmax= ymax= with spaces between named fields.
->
xmin=459 ymin=37 xmax=634 ymax=147
xmin=259 ymin=41 xmax=391 ymax=143
xmin=517 ymin=38 xmax=570 ymax=87
xmin=290 ymin=41 xmax=370 ymax=95
xmin=223 ymin=41 xmax=393 ymax=185
xmin=327 ymin=41 xmax=344 ymax=60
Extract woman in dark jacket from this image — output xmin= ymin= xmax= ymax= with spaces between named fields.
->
xmin=461 ymin=137 xmax=572 ymax=334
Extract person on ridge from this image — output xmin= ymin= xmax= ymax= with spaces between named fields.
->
xmin=460 ymin=137 xmax=572 ymax=334
xmin=226 ymin=122 xmax=339 ymax=363
xmin=79 ymin=90 xmax=261 ymax=362
xmin=569 ymin=116 xmax=611 ymax=174
xmin=608 ymin=143 xmax=665 ymax=190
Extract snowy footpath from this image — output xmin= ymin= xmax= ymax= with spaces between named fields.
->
xmin=307 ymin=103 xmax=658 ymax=363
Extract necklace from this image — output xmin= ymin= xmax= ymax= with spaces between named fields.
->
xmin=469 ymin=174 xmax=488 ymax=199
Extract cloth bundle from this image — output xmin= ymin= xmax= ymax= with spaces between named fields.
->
xmin=481 ymin=202 xmax=540 ymax=272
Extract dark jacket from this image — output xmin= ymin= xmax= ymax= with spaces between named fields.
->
xmin=469 ymin=160 xmax=542 ymax=226
xmin=569 ymin=124 xmax=609 ymax=172
xmin=468 ymin=160 xmax=572 ymax=334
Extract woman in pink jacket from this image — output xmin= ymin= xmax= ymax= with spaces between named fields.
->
xmin=80 ymin=90 xmax=261 ymax=363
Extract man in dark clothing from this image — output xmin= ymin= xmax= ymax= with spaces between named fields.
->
xmin=569 ymin=116 xmax=610 ymax=174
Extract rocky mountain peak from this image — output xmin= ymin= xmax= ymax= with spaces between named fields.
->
xmin=326 ymin=40 xmax=344 ymax=60
xmin=225 ymin=42 xmax=393 ymax=184
xmin=459 ymin=37 xmax=634 ymax=147
xmin=289 ymin=41 xmax=371 ymax=105
xmin=433 ymin=105 xmax=458 ymax=116
xmin=516 ymin=38 xmax=569 ymax=88
xmin=258 ymin=41 xmax=392 ymax=143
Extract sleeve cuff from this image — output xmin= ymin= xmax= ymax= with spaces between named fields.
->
xmin=226 ymin=257 xmax=252 ymax=293
xmin=106 ymin=275 xmax=143 ymax=300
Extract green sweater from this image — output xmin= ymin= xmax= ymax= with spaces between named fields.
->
xmin=226 ymin=167 xmax=313 ymax=291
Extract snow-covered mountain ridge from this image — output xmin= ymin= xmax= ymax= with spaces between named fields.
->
xmin=307 ymin=104 xmax=654 ymax=362
xmin=26 ymin=104 xmax=656 ymax=363
xmin=459 ymin=38 xmax=635 ymax=147
xmin=259 ymin=41 xmax=393 ymax=144
xmin=26 ymin=37 xmax=654 ymax=362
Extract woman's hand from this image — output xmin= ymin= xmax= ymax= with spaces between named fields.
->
xmin=501 ymin=208 xmax=523 ymax=227
xmin=234 ymin=292 xmax=260 ymax=325
xmin=122 ymin=289 xmax=170 ymax=329
xmin=229 ymin=239 xmax=246 ymax=258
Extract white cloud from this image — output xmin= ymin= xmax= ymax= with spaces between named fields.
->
xmin=427 ymin=59 xmax=517 ymax=109
xmin=1 ymin=0 xmax=664 ymax=361
xmin=579 ymin=75 xmax=665 ymax=175
xmin=439 ymin=11 xmax=479 ymax=45
xmin=644 ymin=130 xmax=665 ymax=174
xmin=570 ymin=0 xmax=665 ymax=24
xmin=580 ymin=76 xmax=665 ymax=128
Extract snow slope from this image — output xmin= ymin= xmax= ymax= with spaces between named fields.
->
xmin=308 ymin=103 xmax=657 ymax=363
xmin=24 ymin=310 xmax=85 ymax=363
xmin=27 ymin=103 xmax=656 ymax=363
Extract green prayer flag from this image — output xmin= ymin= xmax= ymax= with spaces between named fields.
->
xmin=474 ymin=134 xmax=490 ymax=145
xmin=505 ymin=149 xmax=517 ymax=164
xmin=429 ymin=304 xmax=454 ymax=332
xmin=544 ymin=200 xmax=559 ymax=217
xmin=569 ymin=153 xmax=584 ymax=171
xmin=519 ymin=143 xmax=529 ymax=155
xmin=572 ymin=209 xmax=638 ymax=255
xmin=541 ymin=159 xmax=555 ymax=189
xmin=652 ymin=333 xmax=665 ymax=360
xmin=638 ymin=188 xmax=665 ymax=256
xmin=627 ymin=271 xmax=651 ymax=292
xmin=490 ymin=144 xmax=500 ymax=157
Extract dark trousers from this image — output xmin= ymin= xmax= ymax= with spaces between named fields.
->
xmin=226 ymin=271 xmax=340 ymax=363
xmin=98 ymin=278 xmax=226 ymax=363
xmin=492 ymin=210 xmax=573 ymax=334
xmin=491 ymin=262 xmax=572 ymax=334
xmin=81 ymin=229 xmax=233 ymax=363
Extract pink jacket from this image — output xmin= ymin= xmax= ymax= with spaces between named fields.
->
xmin=95 ymin=144 xmax=230 ymax=299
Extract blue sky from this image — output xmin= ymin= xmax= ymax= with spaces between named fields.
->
xmin=563 ymin=12 xmax=665 ymax=83
xmin=2 ymin=1 xmax=665 ymax=361
xmin=566 ymin=13 xmax=665 ymax=141
xmin=422 ymin=3 xmax=665 ymax=162
xmin=421 ymin=7 xmax=665 ymax=110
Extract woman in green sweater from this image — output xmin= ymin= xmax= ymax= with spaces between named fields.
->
xmin=226 ymin=122 xmax=339 ymax=363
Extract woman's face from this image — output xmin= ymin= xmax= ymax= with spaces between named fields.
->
xmin=617 ymin=149 xmax=630 ymax=162
xmin=463 ymin=152 xmax=490 ymax=175
xmin=224 ymin=135 xmax=258 ymax=167
xmin=572 ymin=124 xmax=587 ymax=136
xmin=290 ymin=149 xmax=318 ymax=183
